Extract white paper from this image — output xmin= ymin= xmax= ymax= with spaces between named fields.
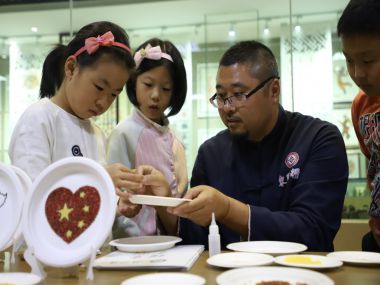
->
xmin=94 ymin=245 xmax=204 ymax=270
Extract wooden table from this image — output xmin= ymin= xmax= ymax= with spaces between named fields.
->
xmin=1 ymin=252 xmax=380 ymax=284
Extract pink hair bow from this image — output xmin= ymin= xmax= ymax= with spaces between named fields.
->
xmin=134 ymin=44 xmax=173 ymax=67
xmin=85 ymin=31 xmax=115 ymax=54
xmin=73 ymin=31 xmax=131 ymax=57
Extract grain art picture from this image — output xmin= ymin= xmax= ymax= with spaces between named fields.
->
xmin=45 ymin=186 xmax=100 ymax=243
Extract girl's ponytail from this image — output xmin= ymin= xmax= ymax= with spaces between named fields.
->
xmin=39 ymin=44 xmax=65 ymax=98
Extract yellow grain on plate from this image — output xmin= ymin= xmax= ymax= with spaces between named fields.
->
xmin=284 ymin=255 xmax=322 ymax=265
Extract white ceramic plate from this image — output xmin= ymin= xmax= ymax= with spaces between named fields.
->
xmin=129 ymin=194 xmax=191 ymax=207
xmin=0 ymin=163 xmax=24 ymax=251
xmin=227 ymin=241 xmax=307 ymax=255
xmin=0 ymin=272 xmax=42 ymax=285
xmin=216 ymin=266 xmax=334 ymax=285
xmin=327 ymin=251 xmax=380 ymax=265
xmin=207 ymin=252 xmax=274 ymax=268
xmin=110 ymin=235 xmax=182 ymax=252
xmin=121 ymin=273 xmax=205 ymax=285
xmin=275 ymin=254 xmax=343 ymax=269
xmin=22 ymin=157 xmax=117 ymax=267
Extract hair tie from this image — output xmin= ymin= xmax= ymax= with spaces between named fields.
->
xmin=73 ymin=31 xmax=131 ymax=57
xmin=134 ymin=44 xmax=173 ymax=68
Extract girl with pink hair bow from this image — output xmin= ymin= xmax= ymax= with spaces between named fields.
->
xmin=107 ymin=38 xmax=188 ymax=238
xmin=9 ymin=21 xmax=156 ymax=200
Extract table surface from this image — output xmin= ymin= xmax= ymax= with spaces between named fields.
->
xmin=1 ymin=251 xmax=380 ymax=285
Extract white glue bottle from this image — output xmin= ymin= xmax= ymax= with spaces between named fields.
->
xmin=208 ymin=212 xmax=221 ymax=257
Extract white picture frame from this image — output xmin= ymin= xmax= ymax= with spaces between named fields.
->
xmin=347 ymin=149 xmax=361 ymax=179
xmin=331 ymin=108 xmax=359 ymax=148
xmin=332 ymin=53 xmax=359 ymax=104
xmin=195 ymin=63 xmax=219 ymax=117
xmin=197 ymin=128 xmax=224 ymax=148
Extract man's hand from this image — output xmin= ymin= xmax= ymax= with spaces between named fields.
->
xmin=167 ymin=185 xmax=230 ymax=226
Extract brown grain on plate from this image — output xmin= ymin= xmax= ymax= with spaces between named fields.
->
xmin=256 ymin=281 xmax=291 ymax=285
xmin=256 ymin=281 xmax=307 ymax=285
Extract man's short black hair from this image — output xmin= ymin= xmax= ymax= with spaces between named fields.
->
xmin=219 ymin=40 xmax=279 ymax=81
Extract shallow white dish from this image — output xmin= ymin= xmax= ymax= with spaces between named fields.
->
xmin=275 ymin=254 xmax=343 ymax=269
xmin=121 ymin=272 xmax=205 ymax=285
xmin=227 ymin=240 xmax=307 ymax=255
xmin=327 ymin=251 xmax=380 ymax=265
xmin=129 ymin=194 xmax=191 ymax=207
xmin=207 ymin=252 xmax=274 ymax=268
xmin=22 ymin=157 xmax=117 ymax=267
xmin=0 ymin=272 xmax=42 ymax=285
xmin=216 ymin=266 xmax=334 ymax=285
xmin=110 ymin=235 xmax=182 ymax=252
xmin=0 ymin=163 xmax=24 ymax=251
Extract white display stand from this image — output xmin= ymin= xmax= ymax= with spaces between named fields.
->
xmin=24 ymin=246 xmax=97 ymax=281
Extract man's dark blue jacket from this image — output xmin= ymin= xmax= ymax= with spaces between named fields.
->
xmin=179 ymin=106 xmax=348 ymax=251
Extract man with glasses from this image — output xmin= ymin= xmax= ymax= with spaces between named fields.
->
xmin=169 ymin=40 xmax=348 ymax=251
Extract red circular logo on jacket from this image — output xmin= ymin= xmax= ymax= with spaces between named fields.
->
xmin=285 ymin=152 xmax=299 ymax=168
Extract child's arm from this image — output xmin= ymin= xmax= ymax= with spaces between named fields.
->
xmin=8 ymin=109 xmax=52 ymax=181
xmin=117 ymin=196 xmax=142 ymax=217
xmin=137 ymin=165 xmax=178 ymax=235
xmin=106 ymin=163 xmax=143 ymax=218
xmin=106 ymin=163 xmax=141 ymax=195
xmin=172 ymin=138 xmax=188 ymax=197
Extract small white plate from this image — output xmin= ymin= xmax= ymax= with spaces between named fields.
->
xmin=207 ymin=252 xmax=274 ymax=268
xmin=129 ymin=194 xmax=191 ymax=207
xmin=227 ymin=241 xmax=307 ymax=255
xmin=275 ymin=254 xmax=343 ymax=269
xmin=110 ymin=235 xmax=182 ymax=252
xmin=0 ymin=163 xmax=24 ymax=251
xmin=216 ymin=266 xmax=334 ymax=285
xmin=0 ymin=272 xmax=42 ymax=285
xmin=121 ymin=272 xmax=205 ymax=285
xmin=22 ymin=157 xmax=117 ymax=267
xmin=327 ymin=251 xmax=380 ymax=265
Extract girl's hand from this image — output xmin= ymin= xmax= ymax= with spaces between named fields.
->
xmin=137 ymin=165 xmax=171 ymax=197
xmin=106 ymin=163 xmax=144 ymax=198
xmin=118 ymin=196 xmax=142 ymax=218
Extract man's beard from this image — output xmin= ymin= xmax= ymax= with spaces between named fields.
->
xmin=230 ymin=130 xmax=249 ymax=141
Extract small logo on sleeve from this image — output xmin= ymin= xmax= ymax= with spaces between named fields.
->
xmin=279 ymin=168 xmax=300 ymax=187
xmin=285 ymin=152 xmax=299 ymax=168
xmin=279 ymin=152 xmax=301 ymax=188
xmin=71 ymin=145 xmax=83 ymax=157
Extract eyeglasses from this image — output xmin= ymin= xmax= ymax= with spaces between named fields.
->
xmin=209 ymin=76 xmax=279 ymax=108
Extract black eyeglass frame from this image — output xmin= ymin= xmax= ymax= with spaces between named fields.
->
xmin=209 ymin=75 xmax=280 ymax=108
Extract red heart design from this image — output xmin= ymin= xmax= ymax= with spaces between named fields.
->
xmin=45 ymin=186 xmax=100 ymax=243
